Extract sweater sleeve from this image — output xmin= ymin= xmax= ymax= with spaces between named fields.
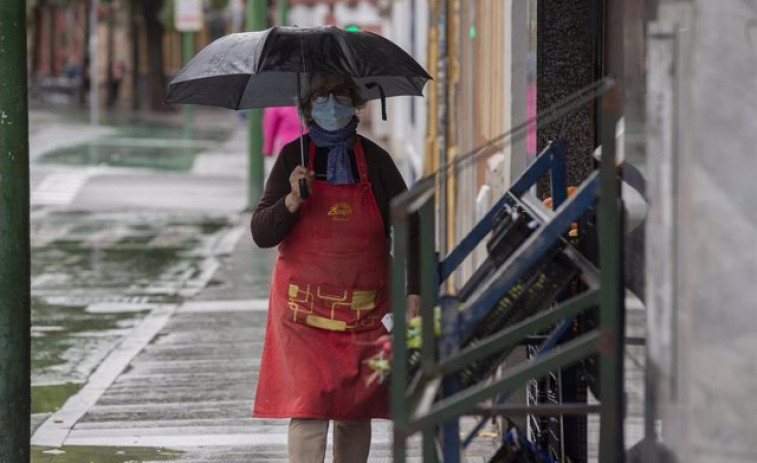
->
xmin=250 ymin=142 xmax=300 ymax=248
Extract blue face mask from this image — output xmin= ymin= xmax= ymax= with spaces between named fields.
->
xmin=311 ymin=94 xmax=356 ymax=131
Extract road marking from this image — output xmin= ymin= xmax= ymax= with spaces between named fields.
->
xmin=64 ymin=426 xmax=396 ymax=448
xmin=31 ymin=168 xmax=98 ymax=206
xmin=178 ymin=299 xmax=269 ymax=313
xmin=31 ymin=304 xmax=178 ymax=448
xmin=213 ymin=222 xmax=248 ymax=255
xmin=85 ymin=302 xmax=155 ymax=314
xmin=93 ymin=137 xmax=218 ymax=150
xmin=42 ymin=295 xmax=151 ymax=306
xmin=85 ymin=400 xmax=252 ymax=414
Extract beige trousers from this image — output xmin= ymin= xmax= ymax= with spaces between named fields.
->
xmin=288 ymin=418 xmax=371 ymax=463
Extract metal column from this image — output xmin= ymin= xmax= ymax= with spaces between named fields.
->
xmin=597 ymin=86 xmax=625 ymax=462
xmin=278 ymin=0 xmax=288 ymax=26
xmin=182 ymin=32 xmax=195 ymax=133
xmin=0 ymin=1 xmax=31 ymax=460
xmin=246 ymin=0 xmax=267 ymax=209
xmin=89 ymin=0 xmax=100 ymax=125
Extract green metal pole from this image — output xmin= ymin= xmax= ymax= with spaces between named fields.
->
xmin=182 ymin=32 xmax=195 ymax=134
xmin=0 ymin=1 xmax=31 ymax=461
xmin=598 ymin=85 xmax=624 ymax=463
xmin=391 ymin=216 xmax=409 ymax=463
xmin=277 ymin=0 xmax=288 ymax=26
xmin=419 ymin=198 xmax=437 ymax=462
xmin=247 ymin=0 xmax=267 ymax=209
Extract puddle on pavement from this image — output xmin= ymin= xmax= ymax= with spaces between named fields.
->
xmin=31 ymin=211 xmax=230 ymax=300
xmin=31 ymin=383 xmax=83 ymax=414
xmin=32 ymin=244 xmax=186 ymax=297
xmin=69 ymin=111 xmax=230 ymax=142
xmin=32 ymin=300 xmax=148 ymax=386
xmin=31 ymin=445 xmax=182 ymax=463
xmin=39 ymin=143 xmax=205 ymax=172
xmin=40 ymin=113 xmax=231 ymax=171
xmin=31 ymin=210 xmax=235 ymax=405
xmin=112 ymin=119 xmax=229 ymax=142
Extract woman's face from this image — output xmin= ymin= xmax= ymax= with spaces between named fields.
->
xmin=304 ymin=75 xmax=361 ymax=129
xmin=309 ymin=88 xmax=356 ymax=130
xmin=311 ymin=89 xmax=352 ymax=107
xmin=309 ymin=82 xmax=355 ymax=107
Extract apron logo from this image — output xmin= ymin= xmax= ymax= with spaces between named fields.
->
xmin=287 ymin=283 xmax=378 ymax=332
xmin=328 ymin=202 xmax=353 ymax=221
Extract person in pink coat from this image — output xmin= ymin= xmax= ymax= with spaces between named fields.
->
xmin=263 ymin=105 xmax=302 ymax=158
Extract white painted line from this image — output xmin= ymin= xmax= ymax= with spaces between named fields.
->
xmin=85 ymin=400 xmax=252 ymax=414
xmin=31 ymin=304 xmax=178 ymax=447
xmin=42 ymin=295 xmax=150 ymax=306
xmin=214 ymin=222 xmax=248 ymax=255
xmin=85 ymin=302 xmax=155 ymax=314
xmin=31 ymin=169 xmax=94 ymax=206
xmin=194 ymin=259 xmax=221 ymax=287
xmin=178 ymin=299 xmax=269 ymax=313
xmin=65 ymin=433 xmax=290 ymax=447
xmin=64 ymin=430 xmax=393 ymax=448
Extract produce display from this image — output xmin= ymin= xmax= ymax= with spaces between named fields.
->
xmin=364 ymin=307 xmax=441 ymax=386
xmin=459 ymin=205 xmax=537 ymax=302
xmin=459 ymin=250 xmax=579 ymax=387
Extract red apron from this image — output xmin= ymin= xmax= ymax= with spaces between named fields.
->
xmin=253 ymin=138 xmax=390 ymax=420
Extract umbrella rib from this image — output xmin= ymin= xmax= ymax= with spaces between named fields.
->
xmin=408 ymin=75 xmax=426 ymax=96
xmin=235 ymin=73 xmax=254 ymax=110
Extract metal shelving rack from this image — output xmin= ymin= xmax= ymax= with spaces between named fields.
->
xmin=389 ymin=91 xmax=624 ymax=462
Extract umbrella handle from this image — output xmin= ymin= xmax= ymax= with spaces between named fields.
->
xmin=365 ymin=82 xmax=387 ymax=120
xmin=299 ymin=178 xmax=310 ymax=199
xmin=296 ymin=71 xmax=309 ymax=200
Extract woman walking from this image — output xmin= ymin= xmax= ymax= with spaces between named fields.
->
xmin=251 ymin=73 xmax=420 ymax=463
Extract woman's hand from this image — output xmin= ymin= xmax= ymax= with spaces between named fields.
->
xmin=285 ymin=165 xmax=314 ymax=213
xmin=406 ymin=294 xmax=421 ymax=320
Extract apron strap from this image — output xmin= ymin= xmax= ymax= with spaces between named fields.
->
xmin=307 ymin=140 xmax=317 ymax=171
xmin=353 ymin=137 xmax=369 ymax=184
xmin=307 ymin=138 xmax=369 ymax=184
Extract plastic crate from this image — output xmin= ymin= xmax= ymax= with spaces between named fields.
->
xmin=487 ymin=206 xmax=540 ymax=267
xmin=458 ymin=258 xmax=496 ymax=302
xmin=459 ymin=206 xmax=538 ymax=302
xmin=458 ymin=249 xmax=580 ymax=388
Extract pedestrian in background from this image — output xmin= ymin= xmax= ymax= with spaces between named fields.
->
xmin=251 ymin=73 xmax=420 ymax=463
xmin=107 ymin=59 xmax=125 ymax=109
xmin=262 ymin=105 xmax=302 ymax=177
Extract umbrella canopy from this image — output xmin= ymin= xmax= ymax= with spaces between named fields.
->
xmin=165 ymin=26 xmax=432 ymax=110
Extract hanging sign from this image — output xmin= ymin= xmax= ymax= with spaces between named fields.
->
xmin=175 ymin=0 xmax=204 ymax=32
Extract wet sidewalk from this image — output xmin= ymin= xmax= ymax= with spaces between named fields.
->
xmin=31 ymin=228 xmax=433 ymax=462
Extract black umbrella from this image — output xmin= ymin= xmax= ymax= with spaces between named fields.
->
xmin=166 ymin=25 xmax=430 ymax=111
xmin=165 ymin=25 xmax=431 ymax=197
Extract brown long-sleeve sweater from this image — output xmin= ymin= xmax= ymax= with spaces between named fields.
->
xmin=251 ymin=133 xmax=420 ymax=294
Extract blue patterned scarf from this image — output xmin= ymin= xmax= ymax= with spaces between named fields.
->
xmin=308 ymin=118 xmax=358 ymax=184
